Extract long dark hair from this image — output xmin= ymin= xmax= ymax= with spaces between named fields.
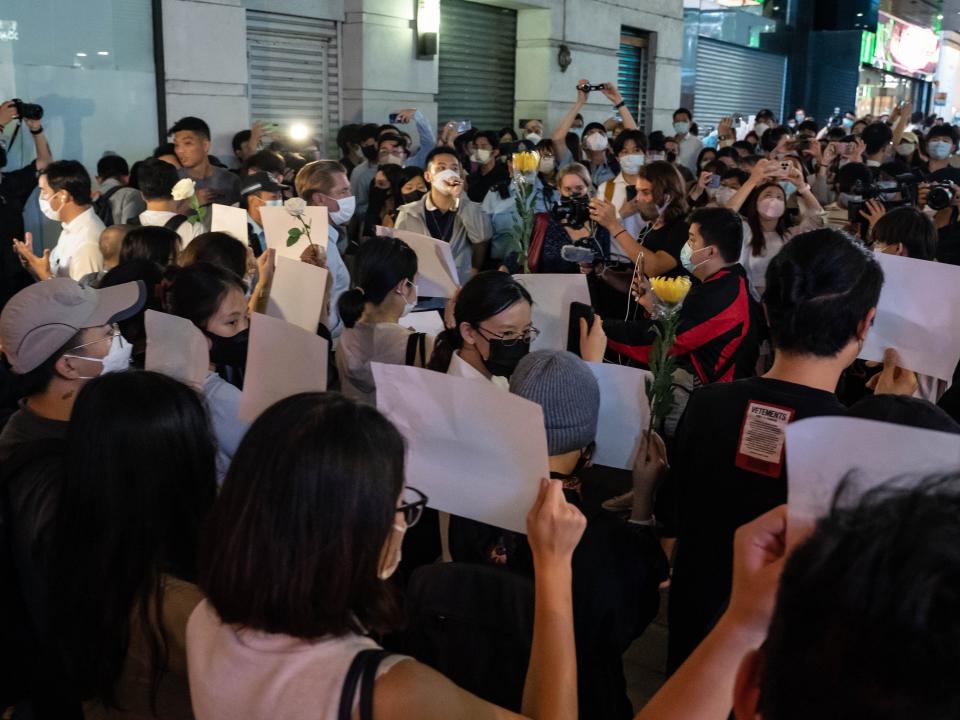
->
xmin=48 ymin=371 xmax=217 ymax=708
xmin=427 ymin=271 xmax=533 ymax=372
xmin=164 ymin=262 xmax=246 ymax=329
xmin=199 ymin=393 xmax=405 ymax=637
xmin=119 ymin=226 xmax=180 ymax=267
xmin=338 ymin=237 xmax=418 ymax=328
xmin=636 ymin=162 xmax=689 ymax=226
xmin=744 ymin=181 xmax=789 ymax=257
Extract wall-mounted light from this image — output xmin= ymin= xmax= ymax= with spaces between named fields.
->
xmin=417 ymin=0 xmax=439 ymax=58
xmin=558 ymin=44 xmax=572 ymax=72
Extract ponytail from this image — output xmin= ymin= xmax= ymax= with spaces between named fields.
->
xmin=427 ymin=327 xmax=464 ymax=372
xmin=338 ymin=288 xmax=367 ymax=329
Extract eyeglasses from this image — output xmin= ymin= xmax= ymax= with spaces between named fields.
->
xmin=65 ymin=324 xmax=122 ymax=355
xmin=476 ymin=325 xmax=540 ymax=347
xmin=397 ymin=486 xmax=428 ymax=528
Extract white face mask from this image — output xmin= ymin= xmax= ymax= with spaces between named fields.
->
xmin=472 ymin=148 xmax=493 ymax=164
xmin=383 ymin=152 xmax=405 ymax=167
xmin=330 ymin=195 xmax=356 ymax=225
xmin=65 ymin=334 xmax=133 ymax=379
xmin=673 ymin=121 xmax=691 ymax=135
xmin=39 ymin=193 xmax=63 ymax=222
xmin=758 ymin=197 xmax=786 ymax=220
xmin=525 ymin=132 xmax=542 ymax=145
xmin=431 ymin=169 xmax=461 ymax=196
xmin=584 ymin=132 xmax=609 ymax=152
xmin=928 ymin=140 xmax=953 ymax=161
xmin=714 ymin=186 xmax=737 ymax=206
xmin=754 ymin=122 xmax=771 ymax=137
xmin=895 ymin=143 xmax=916 ymax=157
xmin=619 ymin=153 xmax=645 ymax=176
xmin=263 ymin=198 xmax=283 ymax=207
xmin=539 ymin=156 xmax=556 ymax=174
xmin=398 ymin=280 xmax=418 ymax=317
xmin=379 ymin=523 xmax=407 ymax=580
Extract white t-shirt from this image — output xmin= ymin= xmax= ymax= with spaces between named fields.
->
xmin=139 ymin=209 xmax=204 ymax=249
xmin=187 ymin=599 xmax=410 ymax=720
xmin=50 ymin=207 xmax=104 ymax=281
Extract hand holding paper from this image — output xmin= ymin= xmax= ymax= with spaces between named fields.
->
xmin=514 ymin=274 xmax=591 ymax=351
xmin=381 ymin=227 xmax=460 ymax=298
xmin=264 ymin=256 xmax=329 ymax=333
xmin=262 ymin=205 xmax=329 ymax=260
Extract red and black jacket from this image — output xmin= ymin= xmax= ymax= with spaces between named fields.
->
xmin=604 ymin=264 xmax=760 ymax=384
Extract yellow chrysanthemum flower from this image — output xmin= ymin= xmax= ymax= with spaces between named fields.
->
xmin=650 ymin=275 xmax=692 ymax=306
xmin=512 ymin=151 xmax=541 ymax=174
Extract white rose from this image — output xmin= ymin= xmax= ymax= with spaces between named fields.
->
xmin=171 ymin=178 xmax=196 ymax=202
xmin=285 ymin=197 xmax=307 ymax=217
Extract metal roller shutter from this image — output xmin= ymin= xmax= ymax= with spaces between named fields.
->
xmin=694 ymin=38 xmax=786 ymax=129
xmin=438 ymin=0 xmax=517 ymax=131
xmin=246 ymin=10 xmax=340 ymax=154
xmin=618 ymin=30 xmax=652 ymax=131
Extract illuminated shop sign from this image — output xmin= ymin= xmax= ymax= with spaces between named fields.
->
xmin=870 ymin=11 xmax=940 ymax=80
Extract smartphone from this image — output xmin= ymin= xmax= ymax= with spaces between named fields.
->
xmin=456 ymin=119 xmax=472 ymax=133
xmin=779 ymin=161 xmax=792 ymax=174
xmin=567 ymin=302 xmax=596 ymax=356
xmin=707 ymin=174 xmax=722 ymax=189
xmin=388 ymin=113 xmax=400 ymax=124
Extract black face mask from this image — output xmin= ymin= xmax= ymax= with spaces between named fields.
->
xmin=361 ymin=144 xmax=379 ymax=162
xmin=483 ymin=338 xmax=530 ymax=378
xmin=204 ymin=327 xmax=249 ymax=369
xmin=666 ymin=151 xmax=677 ymax=164
xmin=402 ymin=189 xmax=426 ymax=204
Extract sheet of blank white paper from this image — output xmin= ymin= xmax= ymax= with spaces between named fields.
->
xmin=372 ymin=362 xmax=549 ymax=534
xmin=144 ymin=310 xmax=209 ymax=391
xmin=588 ymin=362 xmax=652 ymax=470
xmin=239 ymin=313 xmax=328 ymax=422
xmin=401 ymin=310 xmax=446 ymax=337
xmin=210 ymin=204 xmax=250 ymax=246
xmin=377 ymin=226 xmax=460 ymax=298
xmin=264 ymin=256 xmax=329 ymax=334
xmin=513 ymin=274 xmax=591 ymax=352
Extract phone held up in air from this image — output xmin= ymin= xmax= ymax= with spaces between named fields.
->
xmin=707 ymin=174 xmax=722 ymax=190
xmin=388 ymin=113 xmax=400 ymax=123
xmin=567 ymin=302 xmax=596 ymax=357
xmin=456 ymin=119 xmax=472 ymax=133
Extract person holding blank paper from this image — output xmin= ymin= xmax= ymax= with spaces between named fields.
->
xmin=187 ymin=392 xmax=587 ymax=720
xmin=450 ymin=350 xmax=666 ymax=720
xmin=337 ymin=237 xmax=435 ymax=405
xmin=665 ymin=228 xmax=883 ymax=673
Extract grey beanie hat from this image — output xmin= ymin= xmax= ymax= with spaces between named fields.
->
xmin=509 ymin=349 xmax=600 ymax=455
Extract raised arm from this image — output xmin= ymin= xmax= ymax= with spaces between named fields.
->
xmin=891 ymin=100 xmax=911 ymax=149
xmin=600 ymin=83 xmax=638 ymax=131
xmin=551 ymin=80 xmax=589 ymax=155
xmin=726 ymin=159 xmax=776 ymax=214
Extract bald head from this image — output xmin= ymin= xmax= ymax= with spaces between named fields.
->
xmin=99 ymin=225 xmax=134 ymax=269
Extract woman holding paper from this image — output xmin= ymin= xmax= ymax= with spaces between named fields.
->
xmin=188 ymin=392 xmax=587 ymax=720
xmin=166 ymin=263 xmax=252 ymax=480
xmin=336 ymin=236 xmax=436 ymax=404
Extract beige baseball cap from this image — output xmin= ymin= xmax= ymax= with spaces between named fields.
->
xmin=0 ymin=278 xmax=146 ymax=374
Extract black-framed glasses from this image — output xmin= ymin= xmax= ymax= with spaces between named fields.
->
xmin=475 ymin=325 xmax=541 ymax=347
xmin=397 ymin=486 xmax=428 ymax=528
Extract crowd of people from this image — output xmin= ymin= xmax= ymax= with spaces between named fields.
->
xmin=0 ymin=79 xmax=959 ymax=720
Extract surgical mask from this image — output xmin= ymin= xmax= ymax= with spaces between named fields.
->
xmin=673 ymin=121 xmax=690 ymax=135
xmin=431 ymin=169 xmax=461 ymax=196
xmin=483 ymin=337 xmax=530 ymax=378
xmin=795 ymin=113 xmax=805 ymax=123
xmin=758 ymin=197 xmax=786 ymax=220
xmin=402 ymin=189 xmax=426 ymax=204
xmin=539 ymin=156 xmax=556 ymax=174
xmin=680 ymin=243 xmax=709 ymax=274
xmin=472 ymin=148 xmax=493 ymax=164
xmin=382 ymin=153 xmax=405 ymax=167
xmin=619 ymin=153 xmax=645 ymax=175
xmin=525 ymin=132 xmax=542 ymax=145
xmin=584 ymin=133 xmax=609 ymax=152
xmin=379 ymin=523 xmax=407 ymax=580
xmin=842 ymin=118 xmax=855 ymax=130
xmin=895 ymin=143 xmax=916 ymax=157
xmin=361 ymin=145 xmax=378 ymax=162
xmin=204 ymin=327 xmax=249 ymax=369
xmin=837 ymin=192 xmax=862 ymax=208
xmin=754 ymin=123 xmax=770 ymax=137
xmin=715 ymin=186 xmax=737 ymax=206
xmin=263 ymin=198 xmax=282 ymax=207
xmin=928 ymin=140 xmax=953 ymax=160
xmin=65 ymin=333 xmax=133 ymax=378
xmin=778 ymin=181 xmax=797 ymax=198
xmin=399 ymin=280 xmax=418 ymax=317
xmin=330 ymin=195 xmax=356 ymax=225
xmin=39 ymin=193 xmax=63 ymax=222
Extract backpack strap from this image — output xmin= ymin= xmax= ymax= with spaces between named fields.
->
xmin=337 ymin=648 xmax=392 ymax=720
xmin=405 ymin=331 xmax=426 ymax=367
xmin=164 ymin=214 xmax=189 ymax=232
xmin=100 ymin=185 xmax=125 ymax=203
xmin=603 ymin=178 xmax=616 ymax=204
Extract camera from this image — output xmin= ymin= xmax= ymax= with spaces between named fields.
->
xmin=11 ymin=98 xmax=43 ymax=121
xmin=926 ymin=182 xmax=955 ymax=211
xmin=578 ymin=83 xmax=607 ymax=93
xmin=846 ymin=174 xmax=919 ymax=225
xmin=550 ymin=194 xmax=591 ymax=229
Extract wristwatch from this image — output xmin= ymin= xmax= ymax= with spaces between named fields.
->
xmin=614 ymin=101 xmax=626 ymax=110
xmin=30 ymin=126 xmax=44 ymax=135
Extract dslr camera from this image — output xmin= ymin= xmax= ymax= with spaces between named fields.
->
xmin=11 ymin=98 xmax=43 ymax=121
xmin=550 ymin=193 xmax=591 ymax=229
xmin=846 ymin=174 xmax=919 ymax=225
xmin=926 ymin=182 xmax=956 ymax=212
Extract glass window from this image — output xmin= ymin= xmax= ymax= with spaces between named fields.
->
xmin=0 ymin=0 xmax=158 ymax=175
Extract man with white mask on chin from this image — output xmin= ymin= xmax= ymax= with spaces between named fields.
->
xmin=395 ymin=146 xmax=491 ymax=286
